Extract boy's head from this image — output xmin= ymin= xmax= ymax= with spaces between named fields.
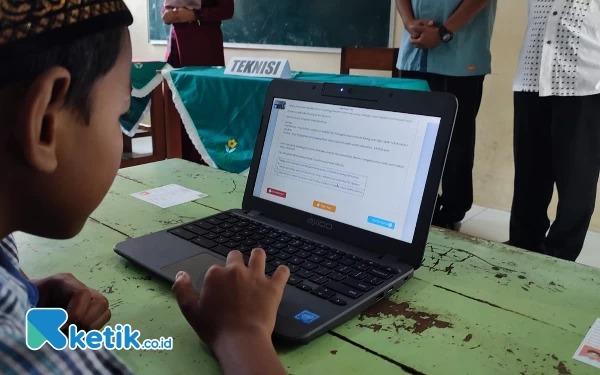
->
xmin=0 ymin=0 xmax=133 ymax=239
xmin=587 ymin=350 xmax=600 ymax=360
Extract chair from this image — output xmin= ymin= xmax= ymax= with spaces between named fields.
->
xmin=122 ymin=124 xmax=152 ymax=154
xmin=120 ymin=78 xmax=167 ymax=168
xmin=340 ymin=47 xmax=400 ymax=77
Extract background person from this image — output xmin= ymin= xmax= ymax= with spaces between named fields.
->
xmin=163 ymin=0 xmax=234 ymax=68
xmin=508 ymin=0 xmax=600 ymax=261
xmin=163 ymin=0 xmax=234 ymax=164
xmin=395 ymin=0 xmax=497 ymax=231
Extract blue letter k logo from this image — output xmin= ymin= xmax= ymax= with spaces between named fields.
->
xmin=26 ymin=308 xmax=68 ymax=350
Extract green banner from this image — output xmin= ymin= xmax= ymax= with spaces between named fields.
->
xmin=164 ymin=67 xmax=430 ymax=174
xmin=120 ymin=62 xmax=170 ymax=137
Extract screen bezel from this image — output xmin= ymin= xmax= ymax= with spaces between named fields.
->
xmin=242 ymin=79 xmax=457 ymax=270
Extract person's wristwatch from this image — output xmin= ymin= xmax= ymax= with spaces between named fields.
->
xmin=438 ymin=25 xmax=454 ymax=43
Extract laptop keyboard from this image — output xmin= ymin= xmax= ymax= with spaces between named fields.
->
xmin=168 ymin=213 xmax=399 ymax=307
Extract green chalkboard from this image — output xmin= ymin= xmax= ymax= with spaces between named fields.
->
xmin=148 ymin=0 xmax=170 ymax=42
xmin=148 ymin=0 xmax=392 ymax=49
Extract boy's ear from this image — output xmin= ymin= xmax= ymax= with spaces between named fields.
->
xmin=13 ymin=67 xmax=71 ymax=174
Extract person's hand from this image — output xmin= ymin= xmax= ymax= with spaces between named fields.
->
xmin=162 ymin=9 xmax=178 ymax=24
xmin=172 ymin=249 xmax=290 ymax=354
xmin=405 ymin=19 xmax=429 ymax=39
xmin=410 ymin=24 xmax=442 ymax=49
xmin=163 ymin=8 xmax=197 ymax=24
xmin=33 ymin=273 xmax=111 ymax=332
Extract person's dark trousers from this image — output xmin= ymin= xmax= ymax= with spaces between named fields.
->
xmin=401 ymin=71 xmax=485 ymax=226
xmin=510 ymin=92 xmax=600 ymax=261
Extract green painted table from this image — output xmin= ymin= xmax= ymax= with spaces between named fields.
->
xmin=15 ymin=159 xmax=600 ymax=375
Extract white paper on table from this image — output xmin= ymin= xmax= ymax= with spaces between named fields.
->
xmin=131 ymin=184 xmax=208 ymax=208
xmin=573 ymin=318 xmax=600 ymax=369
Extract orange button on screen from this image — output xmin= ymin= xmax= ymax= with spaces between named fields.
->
xmin=313 ymin=201 xmax=336 ymax=213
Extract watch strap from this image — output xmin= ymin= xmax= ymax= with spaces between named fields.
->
xmin=438 ymin=24 xmax=453 ymax=43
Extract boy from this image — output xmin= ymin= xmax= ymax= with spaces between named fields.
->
xmin=0 ymin=1 xmax=289 ymax=374
xmin=395 ymin=0 xmax=497 ymax=231
xmin=508 ymin=0 xmax=600 ymax=261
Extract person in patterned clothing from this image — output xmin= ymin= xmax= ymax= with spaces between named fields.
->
xmin=508 ymin=0 xmax=600 ymax=261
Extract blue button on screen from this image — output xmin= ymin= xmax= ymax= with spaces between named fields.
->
xmin=368 ymin=216 xmax=396 ymax=229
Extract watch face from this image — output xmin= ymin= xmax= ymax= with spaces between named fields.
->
xmin=443 ymin=33 xmax=452 ymax=42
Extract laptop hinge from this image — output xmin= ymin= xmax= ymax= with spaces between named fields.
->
xmin=247 ymin=210 xmax=262 ymax=217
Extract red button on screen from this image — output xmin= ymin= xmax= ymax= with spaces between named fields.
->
xmin=267 ymin=188 xmax=287 ymax=198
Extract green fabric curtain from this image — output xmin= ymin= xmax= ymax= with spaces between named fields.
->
xmin=120 ymin=62 xmax=170 ymax=137
xmin=164 ymin=67 xmax=430 ymax=174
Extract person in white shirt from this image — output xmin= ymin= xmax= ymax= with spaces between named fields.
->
xmin=508 ymin=0 xmax=600 ymax=261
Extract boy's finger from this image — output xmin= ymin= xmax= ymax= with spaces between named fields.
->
xmin=226 ymin=250 xmax=244 ymax=267
xmin=88 ymin=309 xmax=112 ymax=331
xmin=65 ymin=289 xmax=92 ymax=326
xmin=248 ymin=248 xmax=266 ymax=274
xmin=79 ymin=297 xmax=109 ymax=329
xmin=172 ymin=271 xmax=200 ymax=317
xmin=270 ymin=265 xmax=291 ymax=293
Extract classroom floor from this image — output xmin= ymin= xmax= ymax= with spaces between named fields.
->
xmin=461 ymin=205 xmax=600 ymax=269
xmin=131 ymin=137 xmax=153 ymax=156
xmin=131 ymin=137 xmax=599 ymax=269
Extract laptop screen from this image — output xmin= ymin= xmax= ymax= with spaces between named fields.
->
xmin=253 ymin=98 xmax=440 ymax=244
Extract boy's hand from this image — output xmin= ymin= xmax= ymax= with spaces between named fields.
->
xmin=34 ymin=273 xmax=111 ymax=332
xmin=172 ymin=249 xmax=290 ymax=354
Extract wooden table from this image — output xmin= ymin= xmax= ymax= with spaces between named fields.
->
xmin=15 ymin=159 xmax=600 ymax=375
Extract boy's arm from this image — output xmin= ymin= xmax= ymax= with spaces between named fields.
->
xmin=444 ymin=0 xmax=491 ymax=33
xmin=213 ymin=332 xmax=285 ymax=375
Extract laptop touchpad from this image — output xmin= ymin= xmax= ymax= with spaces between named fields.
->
xmin=161 ymin=253 xmax=225 ymax=292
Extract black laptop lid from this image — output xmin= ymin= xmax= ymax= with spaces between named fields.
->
xmin=242 ymin=80 xmax=457 ymax=269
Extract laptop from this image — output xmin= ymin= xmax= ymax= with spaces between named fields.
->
xmin=115 ymin=79 xmax=457 ymax=343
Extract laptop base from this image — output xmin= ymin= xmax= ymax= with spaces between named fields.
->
xmin=115 ymin=209 xmax=413 ymax=343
